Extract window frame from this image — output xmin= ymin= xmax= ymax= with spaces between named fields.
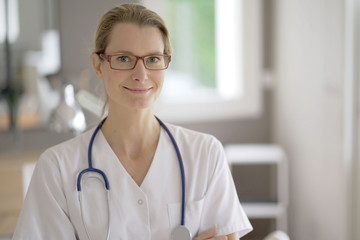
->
xmin=144 ymin=0 xmax=264 ymax=123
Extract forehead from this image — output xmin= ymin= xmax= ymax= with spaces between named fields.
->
xmin=106 ymin=23 xmax=165 ymax=55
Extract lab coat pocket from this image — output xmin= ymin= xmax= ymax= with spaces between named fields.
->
xmin=167 ymin=198 xmax=205 ymax=237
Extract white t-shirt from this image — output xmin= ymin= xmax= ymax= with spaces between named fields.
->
xmin=13 ymin=122 xmax=252 ymax=239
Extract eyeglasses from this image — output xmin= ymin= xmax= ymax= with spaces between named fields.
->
xmin=99 ymin=53 xmax=171 ymax=70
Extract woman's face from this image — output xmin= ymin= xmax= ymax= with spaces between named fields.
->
xmin=93 ymin=23 xmax=166 ymax=111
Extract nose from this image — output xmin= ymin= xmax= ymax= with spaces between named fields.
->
xmin=131 ymin=58 xmax=148 ymax=82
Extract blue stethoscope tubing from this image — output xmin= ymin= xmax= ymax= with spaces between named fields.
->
xmin=76 ymin=117 xmax=190 ymax=239
xmin=156 ymin=117 xmax=187 ymax=226
xmin=77 ymin=118 xmax=109 ymax=192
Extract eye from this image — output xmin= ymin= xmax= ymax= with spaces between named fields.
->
xmin=147 ymin=56 xmax=161 ymax=63
xmin=116 ymin=56 xmax=131 ymax=62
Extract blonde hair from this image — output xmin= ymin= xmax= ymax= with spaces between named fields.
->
xmin=94 ymin=4 xmax=172 ymax=56
xmin=93 ymin=4 xmax=172 ymax=118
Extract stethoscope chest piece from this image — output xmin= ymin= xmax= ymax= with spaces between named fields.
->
xmin=171 ymin=225 xmax=192 ymax=240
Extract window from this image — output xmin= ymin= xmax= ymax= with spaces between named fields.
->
xmin=0 ymin=0 xmax=19 ymax=43
xmin=144 ymin=0 xmax=263 ymax=123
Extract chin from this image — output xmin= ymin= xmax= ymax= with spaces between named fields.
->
xmin=129 ymin=100 xmax=155 ymax=110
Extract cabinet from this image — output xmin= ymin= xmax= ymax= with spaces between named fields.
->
xmin=225 ymin=144 xmax=288 ymax=239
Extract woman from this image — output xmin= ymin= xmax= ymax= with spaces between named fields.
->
xmin=13 ymin=4 xmax=252 ymax=240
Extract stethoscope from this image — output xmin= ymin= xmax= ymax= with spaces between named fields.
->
xmin=76 ymin=117 xmax=191 ymax=240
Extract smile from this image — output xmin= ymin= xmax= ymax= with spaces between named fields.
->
xmin=123 ymin=87 xmax=152 ymax=94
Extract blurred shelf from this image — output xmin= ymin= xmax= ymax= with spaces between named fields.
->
xmin=242 ymin=202 xmax=287 ymax=219
xmin=225 ymin=144 xmax=288 ymax=233
xmin=226 ymin=144 xmax=285 ymax=164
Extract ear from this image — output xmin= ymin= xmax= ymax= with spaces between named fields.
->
xmin=92 ymin=53 xmax=105 ymax=80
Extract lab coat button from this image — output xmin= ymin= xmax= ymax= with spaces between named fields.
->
xmin=138 ymin=199 xmax=143 ymax=205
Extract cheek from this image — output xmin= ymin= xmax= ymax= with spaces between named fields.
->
xmin=103 ymin=71 xmax=128 ymax=86
xmin=153 ymin=72 xmax=165 ymax=87
xmin=101 ymin=73 xmax=124 ymax=97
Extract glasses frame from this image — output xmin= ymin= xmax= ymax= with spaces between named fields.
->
xmin=99 ymin=53 xmax=171 ymax=70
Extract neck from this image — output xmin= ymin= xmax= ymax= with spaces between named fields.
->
xmin=100 ymin=107 xmax=161 ymax=158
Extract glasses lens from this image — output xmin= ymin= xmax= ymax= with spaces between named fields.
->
xmin=110 ymin=55 xmax=169 ymax=70
xmin=144 ymin=55 xmax=168 ymax=69
xmin=110 ymin=55 xmax=136 ymax=69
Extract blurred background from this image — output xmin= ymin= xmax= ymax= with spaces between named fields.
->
xmin=0 ymin=0 xmax=359 ymax=239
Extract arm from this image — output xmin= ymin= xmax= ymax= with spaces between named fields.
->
xmin=197 ymin=138 xmax=252 ymax=238
xmin=227 ymin=232 xmax=239 ymax=240
xmin=194 ymin=228 xmax=239 ymax=240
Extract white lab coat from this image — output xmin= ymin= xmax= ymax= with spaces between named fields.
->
xmin=13 ymin=122 xmax=252 ymax=239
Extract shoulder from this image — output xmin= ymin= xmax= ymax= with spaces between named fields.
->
xmin=165 ymin=122 xmax=223 ymax=149
xmin=38 ymin=127 xmax=95 ymax=166
xmin=162 ymin=123 xmax=232 ymax=201
xmin=163 ymin=122 xmax=226 ymax=166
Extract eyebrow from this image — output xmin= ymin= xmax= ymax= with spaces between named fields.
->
xmin=109 ymin=50 xmax=164 ymax=55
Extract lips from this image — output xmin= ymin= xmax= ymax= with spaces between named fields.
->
xmin=123 ymin=86 xmax=152 ymax=94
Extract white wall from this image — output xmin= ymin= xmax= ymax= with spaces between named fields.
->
xmin=272 ymin=0 xmax=347 ymax=239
